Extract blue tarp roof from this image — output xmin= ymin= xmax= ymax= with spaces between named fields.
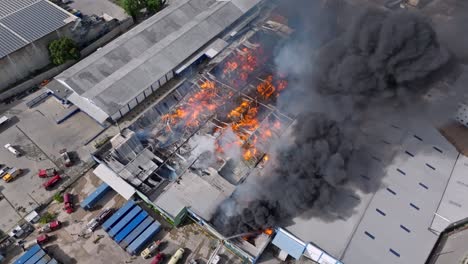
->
xmin=272 ymin=228 xmax=306 ymax=260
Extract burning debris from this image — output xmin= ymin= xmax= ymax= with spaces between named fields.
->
xmin=212 ymin=6 xmax=452 ymax=236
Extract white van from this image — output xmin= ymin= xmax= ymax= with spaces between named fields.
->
xmin=4 ymin=144 xmax=20 ymax=157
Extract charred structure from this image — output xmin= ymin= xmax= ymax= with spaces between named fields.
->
xmin=212 ymin=4 xmax=452 ymax=235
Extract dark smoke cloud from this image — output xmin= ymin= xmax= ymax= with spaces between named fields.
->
xmin=212 ymin=4 xmax=451 ymax=235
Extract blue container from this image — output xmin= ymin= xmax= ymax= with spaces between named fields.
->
xmin=126 ymin=221 xmax=161 ymax=255
xmin=14 ymin=244 xmax=41 ymax=264
xmin=108 ymin=206 xmax=142 ymax=238
xmin=36 ymin=254 xmax=52 ymax=264
xmin=47 ymin=258 xmax=58 ymax=264
xmin=24 ymin=249 xmax=45 ymax=264
xmin=115 ymin=211 xmax=148 ymax=243
xmin=80 ymin=183 xmax=112 ymax=210
xmin=102 ymin=200 xmax=136 ymax=231
xmin=120 ymin=217 xmax=153 ymax=249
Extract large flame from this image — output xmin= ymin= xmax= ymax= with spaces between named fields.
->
xmin=162 ymin=80 xmax=219 ymax=129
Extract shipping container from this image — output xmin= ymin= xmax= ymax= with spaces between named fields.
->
xmin=120 ymin=217 xmax=153 ymax=249
xmin=14 ymin=244 xmax=41 ymax=264
xmin=24 ymin=249 xmax=45 ymax=264
xmin=102 ymin=200 xmax=136 ymax=231
xmin=126 ymin=221 xmax=161 ymax=255
xmin=108 ymin=206 xmax=142 ymax=238
xmin=36 ymin=254 xmax=52 ymax=264
xmin=80 ymin=183 xmax=112 ymax=210
xmin=115 ymin=211 xmax=149 ymax=243
xmin=47 ymin=258 xmax=58 ymax=264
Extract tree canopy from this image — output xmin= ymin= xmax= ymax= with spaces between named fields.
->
xmin=48 ymin=37 xmax=80 ymax=65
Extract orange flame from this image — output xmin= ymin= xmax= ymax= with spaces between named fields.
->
xmin=161 ymin=80 xmax=218 ymax=129
xmin=264 ymin=228 xmax=274 ymax=235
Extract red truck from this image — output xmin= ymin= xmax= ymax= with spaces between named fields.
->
xmin=151 ymin=253 xmax=164 ymax=264
xmin=63 ymin=193 xmax=74 ymax=214
xmin=43 ymin=174 xmax=61 ymax=189
xmin=39 ymin=220 xmax=61 ymax=233
xmin=38 ymin=168 xmax=57 ymax=178
xmin=36 ymin=234 xmax=50 ymax=245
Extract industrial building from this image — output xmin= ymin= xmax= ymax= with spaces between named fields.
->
xmin=0 ymin=0 xmax=77 ymax=92
xmin=51 ymin=0 xmax=263 ymax=124
xmin=79 ymin=1 xmax=468 ymax=263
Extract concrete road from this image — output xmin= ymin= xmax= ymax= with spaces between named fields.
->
xmin=69 ymin=0 xmax=129 ymax=20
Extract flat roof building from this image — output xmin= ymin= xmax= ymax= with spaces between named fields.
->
xmin=53 ymin=0 xmax=262 ymax=124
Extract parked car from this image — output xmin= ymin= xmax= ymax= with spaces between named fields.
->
xmin=43 ymin=174 xmax=61 ymax=189
xmin=0 ymin=166 xmax=9 ymax=177
xmin=60 ymin=150 xmax=72 ymax=167
xmin=63 ymin=193 xmax=74 ymax=214
xmin=168 ymin=248 xmax=185 ymax=264
xmin=87 ymin=208 xmax=113 ymax=232
xmin=151 ymin=253 xmax=165 ymax=264
xmin=141 ymin=240 xmax=162 ymax=259
xmin=2 ymin=168 xmax=21 ymax=182
xmin=39 ymin=220 xmax=61 ymax=233
xmin=36 ymin=234 xmax=50 ymax=245
xmin=38 ymin=168 xmax=57 ymax=178
xmin=4 ymin=144 xmax=20 ymax=157
xmin=211 ymin=255 xmax=221 ymax=264
xmin=0 ymin=116 xmax=9 ymax=127
xmin=96 ymin=207 xmax=113 ymax=223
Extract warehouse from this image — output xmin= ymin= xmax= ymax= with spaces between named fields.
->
xmin=52 ymin=0 xmax=262 ymax=124
xmin=0 ymin=0 xmax=76 ymax=92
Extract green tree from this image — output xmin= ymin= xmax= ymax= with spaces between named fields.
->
xmin=121 ymin=0 xmax=143 ymax=19
xmin=146 ymin=0 xmax=165 ymax=13
xmin=53 ymin=192 xmax=64 ymax=203
xmin=48 ymin=37 xmax=80 ymax=65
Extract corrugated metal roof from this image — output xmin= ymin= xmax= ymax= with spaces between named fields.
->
xmin=0 ymin=25 xmax=28 ymax=57
xmin=0 ymin=0 xmax=39 ymax=19
xmin=272 ymin=228 xmax=306 ymax=260
xmin=55 ymin=0 xmax=261 ymax=119
xmin=0 ymin=0 xmax=75 ymax=58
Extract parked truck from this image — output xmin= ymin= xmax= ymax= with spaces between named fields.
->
xmin=4 ymin=144 xmax=20 ymax=157
xmin=39 ymin=220 xmax=61 ymax=233
xmin=3 ymin=168 xmax=22 ymax=182
xmin=63 ymin=193 xmax=74 ymax=214
xmin=38 ymin=168 xmax=57 ymax=178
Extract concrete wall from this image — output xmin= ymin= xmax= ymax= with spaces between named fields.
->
xmin=0 ymin=23 xmax=74 ymax=92
xmin=0 ymin=18 xmax=134 ymax=101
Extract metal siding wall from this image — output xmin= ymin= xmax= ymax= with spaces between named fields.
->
xmin=111 ymin=112 xmax=121 ymax=121
xmin=137 ymin=92 xmax=145 ymax=103
xmin=159 ymin=76 xmax=166 ymax=86
xmin=166 ymin=71 xmax=174 ymax=80
xmin=128 ymin=98 xmax=138 ymax=110
xmin=119 ymin=106 xmax=129 ymax=116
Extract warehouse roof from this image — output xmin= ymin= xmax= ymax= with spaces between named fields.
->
xmin=285 ymin=120 xmax=460 ymax=264
xmin=154 ymin=169 xmax=235 ymax=220
xmin=0 ymin=0 xmax=76 ymax=58
xmin=55 ymin=0 xmax=261 ymax=119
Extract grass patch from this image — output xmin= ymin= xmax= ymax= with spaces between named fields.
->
xmin=39 ymin=212 xmax=56 ymax=224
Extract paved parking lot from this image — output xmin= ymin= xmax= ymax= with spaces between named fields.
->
xmin=68 ymin=0 xmax=129 ymax=20
xmin=6 ymin=172 xmax=242 ymax=264
xmin=0 ymin=93 xmax=103 ymax=232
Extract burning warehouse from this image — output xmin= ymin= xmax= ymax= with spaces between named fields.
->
xmin=90 ymin=0 xmax=468 ymax=264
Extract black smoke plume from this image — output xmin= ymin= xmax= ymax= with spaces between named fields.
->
xmin=212 ymin=4 xmax=451 ymax=236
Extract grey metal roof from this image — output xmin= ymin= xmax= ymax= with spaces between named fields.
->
xmin=55 ymin=0 xmax=260 ymax=118
xmin=285 ymin=120 xmax=460 ymax=264
xmin=0 ymin=0 xmax=75 ymax=58
xmin=0 ymin=0 xmax=39 ymax=19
